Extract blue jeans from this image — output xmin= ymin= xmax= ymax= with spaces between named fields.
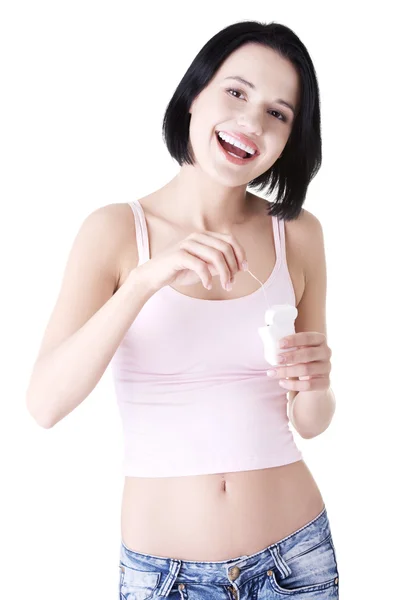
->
xmin=119 ymin=505 xmax=339 ymax=599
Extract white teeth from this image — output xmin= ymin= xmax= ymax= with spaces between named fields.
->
xmin=217 ymin=131 xmax=256 ymax=155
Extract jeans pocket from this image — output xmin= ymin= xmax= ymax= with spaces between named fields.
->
xmin=266 ymin=534 xmax=339 ymax=595
xmin=119 ymin=561 xmax=162 ymax=600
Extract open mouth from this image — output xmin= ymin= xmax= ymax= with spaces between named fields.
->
xmin=215 ymin=131 xmax=258 ymax=161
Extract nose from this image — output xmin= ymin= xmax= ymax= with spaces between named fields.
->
xmin=237 ymin=114 xmax=263 ymax=137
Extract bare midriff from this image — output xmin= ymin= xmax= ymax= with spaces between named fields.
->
xmin=121 ymin=462 xmax=325 ymax=561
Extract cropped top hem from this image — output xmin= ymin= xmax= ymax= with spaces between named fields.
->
xmin=122 ymin=451 xmax=304 ymax=478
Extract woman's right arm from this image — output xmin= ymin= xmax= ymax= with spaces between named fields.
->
xmin=25 ymin=204 xmax=155 ymax=429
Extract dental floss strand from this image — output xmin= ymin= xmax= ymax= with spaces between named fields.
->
xmin=246 ymin=268 xmax=268 ymax=304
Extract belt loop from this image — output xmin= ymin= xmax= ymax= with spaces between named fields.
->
xmin=156 ymin=558 xmax=182 ymax=597
xmin=268 ymin=544 xmax=292 ymax=578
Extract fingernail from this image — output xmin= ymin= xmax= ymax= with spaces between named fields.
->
xmin=241 ymin=260 xmax=248 ymax=271
xmin=225 ymin=282 xmax=232 ymax=291
xmin=267 ymin=369 xmax=277 ymax=377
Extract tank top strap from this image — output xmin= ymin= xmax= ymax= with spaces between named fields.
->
xmin=271 ymin=215 xmax=282 ymax=268
xmin=129 ymin=198 xmax=150 ymax=265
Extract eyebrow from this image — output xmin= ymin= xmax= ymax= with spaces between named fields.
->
xmin=223 ymin=76 xmax=296 ymax=115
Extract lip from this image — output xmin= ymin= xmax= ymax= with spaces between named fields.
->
xmin=215 ymin=130 xmax=260 ymax=154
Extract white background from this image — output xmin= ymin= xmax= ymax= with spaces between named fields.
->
xmin=1 ymin=1 xmax=399 ymax=598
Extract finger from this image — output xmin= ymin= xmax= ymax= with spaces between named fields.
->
xmin=186 ymin=235 xmax=239 ymax=286
xmin=203 ymin=231 xmax=248 ymax=273
xmin=179 ymin=252 xmax=214 ymax=289
xmin=278 ymin=346 xmax=327 ymax=365
xmin=181 ymin=238 xmax=232 ymax=288
xmin=279 ymin=376 xmax=330 ymax=391
xmin=279 ymin=332 xmax=327 ymax=349
xmin=267 ymin=361 xmax=330 ymax=379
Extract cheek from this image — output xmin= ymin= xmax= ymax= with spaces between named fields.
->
xmin=252 ymin=151 xmax=282 ymax=177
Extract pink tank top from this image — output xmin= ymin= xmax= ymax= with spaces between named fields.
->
xmin=110 ymin=198 xmax=302 ymax=477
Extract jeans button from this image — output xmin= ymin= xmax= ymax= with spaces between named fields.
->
xmin=228 ymin=566 xmax=240 ymax=581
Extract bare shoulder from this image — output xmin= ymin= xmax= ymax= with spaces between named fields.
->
xmin=284 ymin=207 xmax=324 ymax=259
xmin=279 ymin=207 xmax=325 ymax=307
xmin=291 ymin=207 xmax=323 ymax=234
xmin=109 ymin=201 xmax=142 ymax=289
xmin=80 ymin=202 xmax=140 ymax=289
xmin=31 ymin=202 xmax=137 ymax=364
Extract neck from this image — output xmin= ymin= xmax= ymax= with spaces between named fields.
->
xmin=163 ymin=169 xmax=254 ymax=232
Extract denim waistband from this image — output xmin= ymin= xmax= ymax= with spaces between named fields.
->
xmin=120 ymin=505 xmax=331 ymax=593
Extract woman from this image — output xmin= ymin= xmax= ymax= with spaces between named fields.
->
xmin=26 ymin=20 xmax=340 ymax=599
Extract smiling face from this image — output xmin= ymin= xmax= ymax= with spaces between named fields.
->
xmin=188 ymin=42 xmax=300 ymax=185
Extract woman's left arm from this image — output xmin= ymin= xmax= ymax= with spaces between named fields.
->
xmin=267 ymin=211 xmax=336 ymax=439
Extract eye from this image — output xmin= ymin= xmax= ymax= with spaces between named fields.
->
xmin=226 ymin=88 xmax=288 ymax=123
xmin=269 ymin=109 xmax=287 ymax=122
xmin=227 ymin=88 xmax=245 ymax=100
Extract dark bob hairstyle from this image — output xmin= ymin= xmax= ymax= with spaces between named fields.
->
xmin=162 ymin=20 xmax=322 ymax=221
